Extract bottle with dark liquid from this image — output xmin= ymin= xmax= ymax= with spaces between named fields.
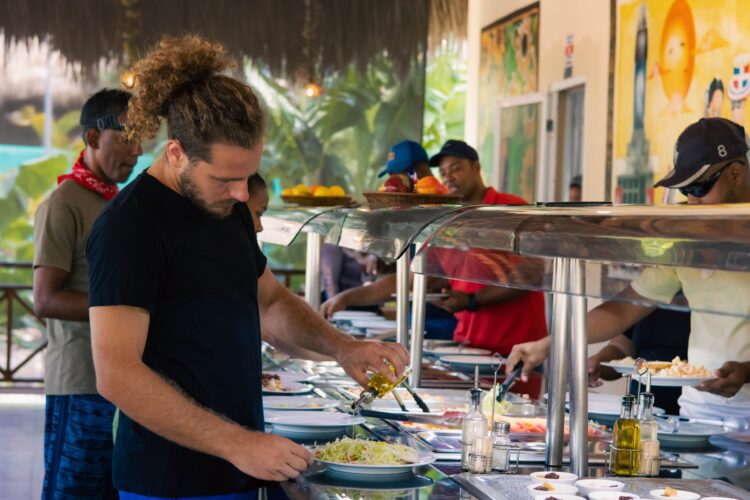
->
xmin=612 ymin=395 xmax=640 ymax=476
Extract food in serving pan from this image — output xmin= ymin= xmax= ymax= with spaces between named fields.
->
xmin=314 ymin=437 xmax=418 ymax=465
xmin=611 ymin=356 xmax=712 ymax=378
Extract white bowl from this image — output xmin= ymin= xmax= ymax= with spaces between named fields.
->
xmin=533 ymin=495 xmax=585 ymax=500
xmin=575 ymin=479 xmax=625 ymax=496
xmin=526 ymin=483 xmax=578 ymax=495
xmin=589 ymin=492 xmax=639 ymax=500
xmin=649 ymin=489 xmax=700 ymax=500
xmin=701 ymin=497 xmax=741 ymax=500
xmin=529 ymin=471 xmax=579 ymax=484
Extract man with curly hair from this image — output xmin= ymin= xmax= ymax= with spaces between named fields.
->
xmin=86 ymin=35 xmax=408 ymax=499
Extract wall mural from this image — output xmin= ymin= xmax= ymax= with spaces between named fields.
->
xmin=614 ymin=0 xmax=748 ymax=204
xmin=478 ymin=3 xmax=539 ymax=185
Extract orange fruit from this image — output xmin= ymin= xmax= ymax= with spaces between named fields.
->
xmin=328 ymin=185 xmax=346 ymax=197
xmin=281 ymin=188 xmax=294 ymax=196
xmin=313 ymin=186 xmax=330 ymax=197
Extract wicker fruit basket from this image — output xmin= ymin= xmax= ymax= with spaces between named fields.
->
xmin=363 ymin=191 xmax=461 ymax=208
xmin=280 ymin=195 xmax=353 ymax=207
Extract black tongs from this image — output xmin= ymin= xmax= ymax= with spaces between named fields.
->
xmin=496 ymin=361 xmax=523 ymax=402
xmin=399 ymin=379 xmax=431 ymax=413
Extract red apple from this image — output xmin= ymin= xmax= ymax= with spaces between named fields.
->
xmin=383 ymin=174 xmax=412 ymax=193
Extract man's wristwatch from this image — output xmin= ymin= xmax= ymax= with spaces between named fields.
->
xmin=466 ymin=293 xmax=479 ymax=312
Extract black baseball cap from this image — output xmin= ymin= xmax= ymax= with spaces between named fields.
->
xmin=428 ymin=140 xmax=479 ymax=166
xmin=655 ymin=117 xmax=749 ymax=189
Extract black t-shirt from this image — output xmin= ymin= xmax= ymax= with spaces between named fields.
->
xmin=623 ymin=307 xmax=690 ymax=415
xmin=87 ymin=172 xmax=268 ymax=497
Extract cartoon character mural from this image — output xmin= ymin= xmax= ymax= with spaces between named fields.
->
xmin=728 ymin=54 xmax=750 ymax=124
xmin=614 ymin=0 xmax=745 ymax=204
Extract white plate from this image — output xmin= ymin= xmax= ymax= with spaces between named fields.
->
xmin=572 ymin=393 xmax=664 ymax=418
xmin=441 ymin=355 xmax=501 ymax=374
xmin=657 ymin=420 xmax=727 ymax=447
xmin=316 ymin=450 xmax=436 ymax=478
xmin=263 ymin=371 xmax=315 ymax=383
xmin=263 ymin=396 xmax=339 ymax=411
xmin=649 ymin=489 xmax=700 ymax=499
xmin=589 ymin=492 xmax=639 ymax=500
xmin=332 ymin=311 xmax=379 ymax=319
xmin=267 ymin=411 xmax=365 ymax=439
xmin=527 ymin=483 xmax=579 ymax=495
xmin=350 ymin=319 xmax=398 ymax=329
xmin=644 ymin=376 xmax=711 ymax=387
xmin=600 ymin=362 xmax=637 ymax=374
xmin=262 ymin=381 xmax=314 ymax=395
xmin=529 ymin=471 xmax=578 ymax=484
xmin=424 ymin=346 xmax=492 ymax=356
xmin=575 ymin=479 xmax=625 ymax=496
xmin=533 ymin=495 xmax=585 ymax=500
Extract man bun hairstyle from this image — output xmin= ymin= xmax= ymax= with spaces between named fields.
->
xmin=80 ymin=88 xmax=133 ymax=144
xmin=126 ymin=35 xmax=265 ymax=163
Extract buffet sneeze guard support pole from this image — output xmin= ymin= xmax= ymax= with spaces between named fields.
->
xmin=546 ymin=257 xmax=571 ymax=467
xmin=304 ymin=232 xmax=323 ymax=311
xmin=396 ymin=250 xmax=410 ymax=348
xmin=568 ymin=258 xmax=589 ymax=475
xmin=409 ymin=249 xmax=428 ymax=388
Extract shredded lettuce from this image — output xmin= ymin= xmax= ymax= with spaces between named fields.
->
xmin=483 ymin=384 xmax=513 ymax=415
xmin=315 ymin=437 xmax=418 ymax=465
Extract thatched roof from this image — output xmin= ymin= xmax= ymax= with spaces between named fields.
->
xmin=0 ymin=0 xmax=466 ymax=79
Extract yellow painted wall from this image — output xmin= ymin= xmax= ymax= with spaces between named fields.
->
xmin=466 ymin=0 xmax=612 ymax=200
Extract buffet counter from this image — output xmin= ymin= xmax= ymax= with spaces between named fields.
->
xmin=264 ymin=359 xmax=750 ymax=500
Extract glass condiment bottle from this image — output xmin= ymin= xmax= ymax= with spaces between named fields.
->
xmin=351 ymin=365 xmax=413 ymax=409
xmin=637 ymin=392 xmax=660 ymax=476
xmin=461 ymin=387 xmax=488 ymax=471
xmin=612 ymin=395 xmax=640 ymax=476
xmin=491 ymin=421 xmax=512 ymax=471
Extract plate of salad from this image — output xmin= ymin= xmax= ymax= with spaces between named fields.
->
xmin=314 ymin=437 xmax=436 ymax=478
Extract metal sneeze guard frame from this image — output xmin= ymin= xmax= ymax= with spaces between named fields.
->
xmin=414 ymin=203 xmax=750 ymax=474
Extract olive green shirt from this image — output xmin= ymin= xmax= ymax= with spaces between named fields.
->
xmin=33 ymin=180 xmax=107 ymax=395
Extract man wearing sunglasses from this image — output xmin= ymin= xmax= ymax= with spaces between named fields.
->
xmin=506 ymin=117 xmax=750 ymax=421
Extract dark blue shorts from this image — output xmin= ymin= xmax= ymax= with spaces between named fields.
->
xmin=119 ymin=491 xmax=258 ymax=500
xmin=43 ymin=394 xmax=117 ymax=499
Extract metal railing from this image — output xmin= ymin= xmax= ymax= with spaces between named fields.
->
xmin=0 ymin=262 xmax=305 ymax=384
xmin=0 ymin=262 xmax=44 ymax=383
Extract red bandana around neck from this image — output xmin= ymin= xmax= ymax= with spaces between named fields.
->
xmin=57 ymin=150 xmax=119 ymax=201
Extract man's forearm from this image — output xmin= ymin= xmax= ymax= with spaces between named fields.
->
xmin=262 ymin=285 xmax=351 ymax=357
xmin=336 ymin=274 xmax=397 ymax=307
xmin=587 ymin=300 xmax=654 ymax=344
xmin=36 ymin=290 xmax=89 ymax=321
xmin=98 ymin=359 xmax=251 ymax=463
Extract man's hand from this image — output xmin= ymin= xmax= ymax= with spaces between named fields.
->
xmin=335 ymin=339 xmax=409 ymax=387
xmin=587 ymin=357 xmax=604 ymax=388
xmin=434 ymin=289 xmax=469 ymax=313
xmin=228 ymin=432 xmax=313 ymax=481
xmin=697 ymin=361 xmax=750 ymax=398
xmin=320 ymin=295 xmax=347 ymax=319
xmin=505 ymin=337 xmax=551 ymax=382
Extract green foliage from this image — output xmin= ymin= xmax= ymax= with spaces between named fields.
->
xmin=423 ymin=48 xmax=467 ymax=153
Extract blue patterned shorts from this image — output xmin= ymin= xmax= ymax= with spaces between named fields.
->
xmin=43 ymin=394 xmax=117 ymax=499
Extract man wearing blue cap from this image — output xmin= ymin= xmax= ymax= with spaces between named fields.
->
xmin=507 ymin=117 xmax=750 ymax=420
xmin=378 ymin=140 xmax=433 ymax=180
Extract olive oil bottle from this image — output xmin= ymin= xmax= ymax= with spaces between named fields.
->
xmin=351 ymin=365 xmax=413 ymax=409
xmin=612 ymin=395 xmax=640 ymax=476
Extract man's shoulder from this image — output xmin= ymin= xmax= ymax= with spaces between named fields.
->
xmin=43 ymin=180 xmax=103 ymax=210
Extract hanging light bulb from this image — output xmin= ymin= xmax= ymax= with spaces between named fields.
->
xmin=121 ymin=70 xmax=137 ymax=89
xmin=304 ymin=82 xmax=321 ymax=97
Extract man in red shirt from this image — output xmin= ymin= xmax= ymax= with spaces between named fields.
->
xmin=429 ymin=140 xmax=548 ymax=356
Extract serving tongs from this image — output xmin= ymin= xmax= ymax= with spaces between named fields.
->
xmin=354 ymin=408 xmax=463 ymax=428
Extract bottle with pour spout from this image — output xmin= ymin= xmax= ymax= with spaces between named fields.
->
xmin=461 ymin=387 xmax=488 ymax=471
xmin=351 ymin=364 xmax=413 ymax=409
